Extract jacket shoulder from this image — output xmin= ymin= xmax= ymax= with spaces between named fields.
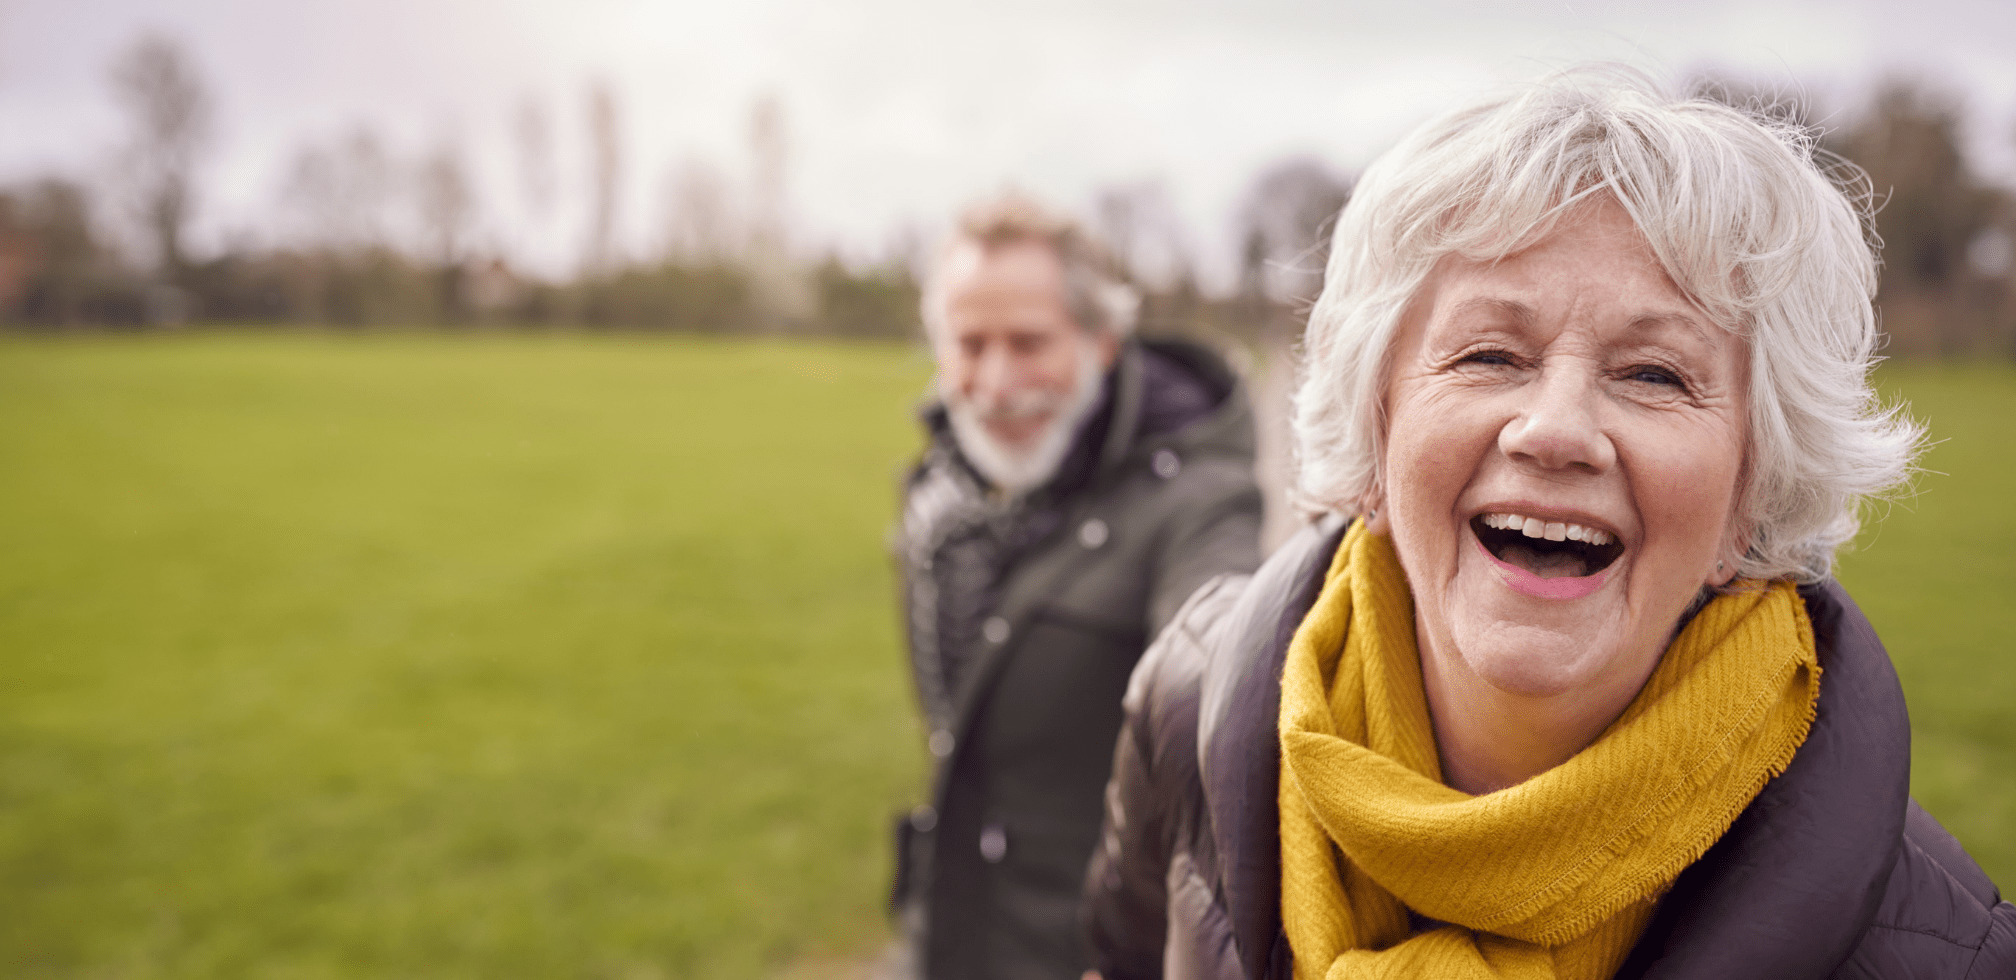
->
xmin=1125 ymin=572 xmax=1250 ymax=726
xmin=1832 ymin=800 xmax=2016 ymax=979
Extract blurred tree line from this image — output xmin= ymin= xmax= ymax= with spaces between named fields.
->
xmin=3 ymin=35 xmax=2012 ymax=358
xmin=1824 ymin=84 xmax=2016 ymax=356
xmin=0 ymin=35 xmax=920 ymax=337
xmin=1684 ymin=74 xmax=2016 ymax=357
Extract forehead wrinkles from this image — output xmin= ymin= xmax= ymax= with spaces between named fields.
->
xmin=1436 ymin=297 xmax=1713 ymax=339
xmin=1425 ymin=245 xmax=1714 ymax=349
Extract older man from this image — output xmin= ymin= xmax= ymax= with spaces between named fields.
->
xmin=891 ymin=194 xmax=1262 ymax=980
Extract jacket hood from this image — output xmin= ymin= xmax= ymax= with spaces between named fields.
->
xmin=1094 ymin=336 xmax=1255 ymax=472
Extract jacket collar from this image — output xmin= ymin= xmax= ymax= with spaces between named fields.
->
xmin=1198 ymin=522 xmax=1912 ymax=980
xmin=1199 ymin=515 xmax=1344 ymax=979
xmin=1613 ymin=579 xmax=1910 ymax=979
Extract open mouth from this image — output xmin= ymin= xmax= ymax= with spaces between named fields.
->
xmin=1471 ymin=512 xmax=1623 ymax=580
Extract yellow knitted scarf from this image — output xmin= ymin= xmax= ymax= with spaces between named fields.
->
xmin=1278 ymin=523 xmax=1820 ymax=980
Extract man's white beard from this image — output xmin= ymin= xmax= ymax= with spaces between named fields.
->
xmin=944 ymin=346 xmax=1105 ymax=498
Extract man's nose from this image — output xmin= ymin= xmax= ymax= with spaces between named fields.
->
xmin=971 ymin=344 xmax=1018 ymax=402
xmin=1498 ymin=365 xmax=1614 ymax=474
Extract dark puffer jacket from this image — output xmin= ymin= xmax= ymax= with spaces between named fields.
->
xmin=894 ymin=337 xmax=1263 ymax=980
xmin=1084 ymin=516 xmax=2016 ymax=980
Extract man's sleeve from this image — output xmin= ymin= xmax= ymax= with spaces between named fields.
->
xmin=1146 ymin=458 xmax=1263 ymax=638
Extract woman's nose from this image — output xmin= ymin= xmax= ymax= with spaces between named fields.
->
xmin=1498 ymin=367 xmax=1614 ymax=474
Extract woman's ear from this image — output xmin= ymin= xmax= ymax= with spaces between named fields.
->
xmin=1708 ymin=522 xmax=1752 ymax=587
xmin=1358 ymin=491 xmax=1390 ymax=535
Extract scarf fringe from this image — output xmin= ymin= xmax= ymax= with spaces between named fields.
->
xmin=1524 ymin=640 xmax=1819 ymax=945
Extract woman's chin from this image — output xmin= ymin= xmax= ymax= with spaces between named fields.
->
xmin=1443 ymin=548 xmax=1633 ymax=698
xmin=1444 ymin=595 xmax=1623 ymax=697
xmin=1458 ymin=637 xmax=1610 ymax=698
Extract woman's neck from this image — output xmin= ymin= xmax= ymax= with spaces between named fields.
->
xmin=1417 ymin=626 xmax=1656 ymax=795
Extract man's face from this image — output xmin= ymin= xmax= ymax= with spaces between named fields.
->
xmin=932 ymin=240 xmax=1118 ymax=451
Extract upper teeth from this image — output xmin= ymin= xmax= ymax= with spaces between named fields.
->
xmin=1480 ymin=512 xmax=1614 ymax=546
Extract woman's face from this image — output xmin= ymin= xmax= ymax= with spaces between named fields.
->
xmin=1376 ymin=198 xmax=1748 ymax=700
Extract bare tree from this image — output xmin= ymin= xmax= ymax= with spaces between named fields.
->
xmin=281 ymin=125 xmax=394 ymax=251
xmin=1831 ymin=80 xmax=1994 ymax=288
xmin=1094 ymin=179 xmax=1193 ymax=293
xmin=584 ymin=81 xmax=622 ymax=275
xmin=661 ymin=157 xmax=738 ymax=263
xmin=742 ymin=93 xmax=812 ymax=325
xmin=1235 ymin=157 xmax=1352 ymax=308
xmin=514 ymin=96 xmax=556 ymax=220
xmin=513 ymin=95 xmax=557 ymax=269
xmin=884 ymin=221 xmax=927 ymax=282
xmin=416 ymin=140 xmax=476 ymax=269
xmin=109 ymin=32 xmax=213 ymax=283
xmin=747 ymin=92 xmax=788 ymax=256
xmin=1824 ymin=78 xmax=2011 ymax=354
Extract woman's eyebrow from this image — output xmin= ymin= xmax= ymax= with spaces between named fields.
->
xmin=1444 ymin=297 xmax=1534 ymax=326
xmin=1624 ymin=311 xmax=1715 ymax=345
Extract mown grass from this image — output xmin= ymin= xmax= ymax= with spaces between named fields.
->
xmin=0 ymin=334 xmax=2008 ymax=980
xmin=1837 ymin=362 xmax=2016 ymax=888
xmin=0 ymin=331 xmax=933 ymax=979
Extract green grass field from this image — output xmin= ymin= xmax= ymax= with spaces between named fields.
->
xmin=0 ymin=332 xmax=934 ymax=979
xmin=1834 ymin=362 xmax=2016 ymax=882
xmin=0 ymin=333 xmax=2010 ymax=978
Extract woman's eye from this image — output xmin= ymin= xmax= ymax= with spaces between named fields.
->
xmin=1628 ymin=366 xmax=1682 ymax=386
xmin=1464 ymin=351 xmax=1514 ymax=366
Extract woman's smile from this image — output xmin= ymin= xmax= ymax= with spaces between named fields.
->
xmin=1469 ymin=510 xmax=1620 ymax=600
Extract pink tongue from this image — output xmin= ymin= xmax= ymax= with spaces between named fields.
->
xmin=1499 ymin=542 xmax=1586 ymax=579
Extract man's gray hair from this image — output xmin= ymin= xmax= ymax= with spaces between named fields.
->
xmin=1293 ymin=65 xmax=1923 ymax=583
xmin=921 ymin=192 xmax=1139 ymax=338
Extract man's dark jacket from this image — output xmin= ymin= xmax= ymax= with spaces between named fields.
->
xmin=893 ymin=338 xmax=1262 ymax=980
xmin=1085 ymin=516 xmax=2016 ymax=980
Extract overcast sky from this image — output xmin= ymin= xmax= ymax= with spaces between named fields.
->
xmin=2 ymin=0 xmax=2012 ymax=284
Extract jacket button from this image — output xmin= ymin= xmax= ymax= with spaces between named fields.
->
xmin=910 ymin=805 xmax=938 ymax=833
xmin=1078 ymin=518 xmax=1109 ymax=549
xmin=979 ymin=824 xmax=1008 ymax=863
xmin=1152 ymin=449 xmax=1181 ymax=479
xmin=928 ymin=729 xmax=955 ymax=758
xmin=982 ymin=616 xmax=1010 ymax=645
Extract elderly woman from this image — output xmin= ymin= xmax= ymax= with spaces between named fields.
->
xmin=1082 ymin=69 xmax=2014 ymax=980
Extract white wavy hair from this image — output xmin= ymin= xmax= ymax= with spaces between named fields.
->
xmin=920 ymin=191 xmax=1140 ymax=339
xmin=1293 ymin=65 xmax=1923 ymax=583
